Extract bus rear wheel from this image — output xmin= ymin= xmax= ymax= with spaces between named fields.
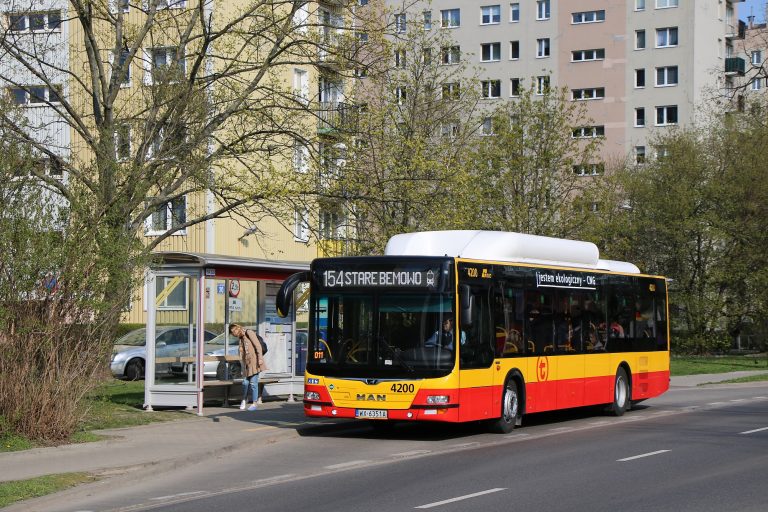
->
xmin=610 ymin=368 xmax=630 ymax=416
xmin=490 ymin=379 xmax=520 ymax=433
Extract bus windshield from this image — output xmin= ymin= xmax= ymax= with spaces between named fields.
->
xmin=307 ymin=291 xmax=456 ymax=378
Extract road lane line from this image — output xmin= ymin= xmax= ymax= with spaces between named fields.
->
xmin=617 ymin=450 xmax=670 ymax=462
xmin=740 ymin=426 xmax=768 ymax=435
xmin=707 ymin=402 xmax=726 ymax=406
xmin=391 ymin=450 xmax=432 ymax=458
xmin=730 ymin=399 xmax=746 ymax=402
xmin=150 ymin=491 xmax=206 ymax=501
xmin=324 ymin=460 xmax=370 ymax=470
xmin=415 ymin=488 xmax=507 ymax=509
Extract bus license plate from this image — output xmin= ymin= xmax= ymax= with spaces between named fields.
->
xmin=355 ymin=409 xmax=387 ymax=420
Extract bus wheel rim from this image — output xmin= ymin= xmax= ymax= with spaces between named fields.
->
xmin=503 ymin=384 xmax=518 ymax=422
xmin=616 ymin=376 xmax=627 ymax=408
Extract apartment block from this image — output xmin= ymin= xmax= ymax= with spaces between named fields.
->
xmin=384 ymin=0 xmax=747 ymax=164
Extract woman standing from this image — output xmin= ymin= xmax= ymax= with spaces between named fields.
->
xmin=229 ymin=324 xmax=268 ymax=411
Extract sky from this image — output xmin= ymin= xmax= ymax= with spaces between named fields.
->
xmin=742 ymin=0 xmax=767 ymax=23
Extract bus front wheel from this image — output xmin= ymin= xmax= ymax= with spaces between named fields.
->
xmin=610 ymin=368 xmax=630 ymax=416
xmin=490 ymin=379 xmax=521 ymax=433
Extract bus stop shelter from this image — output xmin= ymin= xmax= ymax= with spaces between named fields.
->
xmin=144 ymin=252 xmax=309 ymax=414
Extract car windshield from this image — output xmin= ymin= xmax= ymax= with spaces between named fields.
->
xmin=307 ymin=292 xmax=455 ymax=378
xmin=115 ymin=328 xmax=148 ymax=346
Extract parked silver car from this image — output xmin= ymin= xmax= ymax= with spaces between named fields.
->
xmin=111 ymin=327 xmax=217 ymax=380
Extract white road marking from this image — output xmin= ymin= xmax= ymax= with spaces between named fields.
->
xmin=707 ymin=402 xmax=726 ymax=406
xmin=730 ymin=399 xmax=746 ymax=402
xmin=391 ymin=450 xmax=432 ymax=458
xmin=415 ymin=488 xmax=507 ymax=509
xmin=755 ymin=396 xmax=768 ymax=399
xmin=740 ymin=426 xmax=768 ymax=435
xmin=324 ymin=460 xmax=370 ymax=470
xmin=617 ymin=450 xmax=670 ymax=462
xmin=151 ymin=491 xmax=206 ymax=501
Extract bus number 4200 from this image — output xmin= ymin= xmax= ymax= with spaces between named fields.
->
xmin=390 ymin=383 xmax=414 ymax=393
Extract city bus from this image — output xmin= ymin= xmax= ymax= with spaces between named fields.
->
xmin=276 ymin=231 xmax=669 ymax=432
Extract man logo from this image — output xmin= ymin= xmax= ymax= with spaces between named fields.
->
xmin=357 ymin=394 xmax=386 ymax=401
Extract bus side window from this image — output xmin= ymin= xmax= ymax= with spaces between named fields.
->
xmin=461 ymin=287 xmax=494 ymax=369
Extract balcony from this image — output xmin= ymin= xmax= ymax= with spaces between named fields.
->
xmin=317 ymin=102 xmax=360 ymax=135
xmin=726 ymin=19 xmax=747 ymax=39
xmin=725 ymin=57 xmax=746 ymax=76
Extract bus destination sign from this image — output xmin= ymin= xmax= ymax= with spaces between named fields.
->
xmin=535 ymin=270 xmax=597 ymax=290
xmin=323 ymin=268 xmax=440 ymax=289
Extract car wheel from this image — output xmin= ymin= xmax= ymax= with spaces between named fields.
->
xmin=216 ymin=361 xmax=242 ymax=380
xmin=125 ymin=358 xmax=145 ymax=381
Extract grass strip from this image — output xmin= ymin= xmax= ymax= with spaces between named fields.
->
xmin=0 ymin=473 xmax=97 ymax=508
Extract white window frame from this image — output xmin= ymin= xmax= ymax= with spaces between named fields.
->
xmin=655 ymin=66 xmax=678 ymax=87
xmin=635 ymin=107 xmax=646 ymax=127
xmin=114 ymin=124 xmax=132 ymax=161
xmin=293 ymin=68 xmax=309 ymax=104
xmin=509 ymin=40 xmax=520 ymax=60
xmin=441 ymin=82 xmax=461 ymax=100
xmin=8 ymin=85 xmax=62 ymax=106
xmin=510 ymin=3 xmax=520 ymax=22
xmin=655 ymin=0 xmax=678 ymax=8
xmin=536 ymin=76 xmax=549 ymax=95
xmin=395 ymin=86 xmax=407 ymax=105
xmin=423 ymin=10 xmax=432 ymax=30
xmin=144 ymin=46 xmax=185 ymax=86
xmin=571 ymin=87 xmax=605 ymax=101
xmin=293 ymin=139 xmax=309 ymax=173
xmin=441 ymin=45 xmax=461 ymax=65
xmin=571 ymin=49 xmax=605 ymax=62
xmin=655 ymin=105 xmax=678 ymax=126
xmin=481 ymin=79 xmax=501 ymax=99
xmin=572 ymin=126 xmax=605 ymax=138
xmin=7 ymin=10 xmax=61 ymax=32
xmin=480 ymin=117 xmax=494 ymax=136
xmin=635 ymin=0 xmax=646 ymax=11
xmin=536 ymin=38 xmax=550 ymax=58
xmin=152 ymin=277 xmax=189 ymax=311
xmin=635 ymin=146 xmax=646 ymax=164
xmin=395 ymin=13 xmax=407 ymax=33
xmin=751 ymin=50 xmax=762 ymax=65
xmin=536 ymin=0 xmax=550 ymax=20
xmin=441 ymin=8 xmax=460 ymax=28
xmin=635 ymin=30 xmax=646 ymax=50
xmin=572 ymin=164 xmax=604 ymax=177
xmin=481 ymin=5 xmax=501 ymax=25
xmin=145 ymin=196 xmax=187 ymax=236
xmin=510 ymin=78 xmax=522 ymax=97
xmin=572 ymin=10 xmax=605 ymax=24
xmin=481 ymin=42 xmax=501 ymax=62
xmin=751 ymin=78 xmax=762 ymax=91
xmin=656 ymin=27 xmax=678 ymax=48
xmin=294 ymin=208 xmax=310 ymax=242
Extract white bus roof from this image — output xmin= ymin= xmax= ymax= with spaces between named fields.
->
xmin=384 ymin=230 xmax=640 ymax=274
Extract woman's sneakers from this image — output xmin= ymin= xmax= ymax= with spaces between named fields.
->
xmin=247 ymin=404 xmax=258 ymax=411
xmin=239 ymin=400 xmax=246 ymax=410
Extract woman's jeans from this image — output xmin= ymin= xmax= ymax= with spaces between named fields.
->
xmin=242 ymin=372 xmax=260 ymax=403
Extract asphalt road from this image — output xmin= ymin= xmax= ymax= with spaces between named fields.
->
xmin=43 ymin=383 xmax=768 ymax=512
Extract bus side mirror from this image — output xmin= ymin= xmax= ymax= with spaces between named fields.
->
xmin=460 ymin=284 xmax=473 ymax=327
xmin=276 ymin=271 xmax=310 ymax=317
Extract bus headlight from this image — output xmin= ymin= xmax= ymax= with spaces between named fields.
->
xmin=305 ymin=391 xmax=321 ymax=401
xmin=426 ymin=395 xmax=449 ymax=405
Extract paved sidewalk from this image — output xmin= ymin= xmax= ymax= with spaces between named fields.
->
xmin=2 ymin=372 xmax=767 ymax=484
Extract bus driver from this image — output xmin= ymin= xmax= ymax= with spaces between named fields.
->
xmin=425 ymin=317 xmax=466 ymax=351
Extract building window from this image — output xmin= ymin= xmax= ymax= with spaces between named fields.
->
xmin=155 ymin=0 xmax=187 ymax=9
xmin=423 ymin=11 xmax=432 ymax=30
xmin=442 ymin=82 xmax=461 ymax=100
xmin=510 ymin=41 xmax=520 ymax=59
xmin=440 ymin=122 xmax=459 ymax=138
xmin=154 ymin=277 xmax=188 ymax=310
xmin=572 ymin=126 xmax=605 ymax=138
xmin=536 ymin=0 xmax=550 ymax=20
xmin=115 ymin=124 xmax=131 ymax=161
xmin=481 ymin=42 xmax=501 ymax=62
xmin=481 ymin=117 xmax=494 ymax=135
xmin=293 ymin=68 xmax=309 ymax=103
xmin=7 ymin=11 xmax=61 ymax=32
xmin=656 ymin=66 xmax=678 ymax=86
xmin=572 ymin=164 xmax=604 ymax=176
xmin=572 ymin=10 xmax=605 ymax=24
xmin=571 ymin=49 xmax=605 ymax=61
xmin=294 ymin=208 xmax=310 ymax=242
xmin=635 ymin=107 xmax=646 ymax=127
xmin=751 ymin=78 xmax=762 ymax=90
xmin=536 ymin=76 xmax=549 ymax=95
xmin=751 ymin=50 xmax=762 ymax=65
xmin=656 ymin=27 xmax=678 ymax=48
xmin=146 ymin=47 xmax=185 ymax=84
xmin=116 ymin=49 xmax=131 ymax=86
xmin=481 ymin=5 xmax=501 ymax=24
xmin=395 ymin=13 xmax=407 ymax=33
xmin=395 ymin=86 xmax=407 ymax=104
xmin=510 ymin=78 xmax=522 ymax=96
xmin=8 ymin=85 xmax=62 ymax=105
xmin=293 ymin=139 xmax=309 ymax=173
xmin=656 ymin=0 xmax=678 ymax=8
xmin=635 ymin=146 xmax=646 ymax=164
xmin=441 ymin=8 xmax=460 ymax=28
xmin=536 ymin=38 xmax=550 ymax=58
xmin=635 ymin=69 xmax=646 ymax=88
xmin=481 ymin=79 xmax=501 ymax=98
xmin=441 ymin=46 xmax=461 ymax=65
xmin=118 ymin=0 xmax=130 ymax=13
xmin=635 ymin=0 xmax=646 ymax=10
xmin=395 ymin=49 xmax=406 ymax=68
xmin=510 ymin=3 xmax=520 ymax=22
xmin=319 ymin=209 xmax=343 ymax=240
xmin=635 ymin=30 xmax=646 ymax=50
xmin=147 ymin=197 xmax=187 ymax=235
xmin=571 ymin=87 xmax=605 ymax=100
xmin=655 ymin=105 xmax=678 ymax=125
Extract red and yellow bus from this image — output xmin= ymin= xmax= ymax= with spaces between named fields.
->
xmin=277 ymin=231 xmax=669 ymax=432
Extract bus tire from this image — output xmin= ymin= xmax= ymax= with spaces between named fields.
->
xmin=490 ymin=378 xmax=521 ymax=433
xmin=610 ymin=367 xmax=630 ymax=416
